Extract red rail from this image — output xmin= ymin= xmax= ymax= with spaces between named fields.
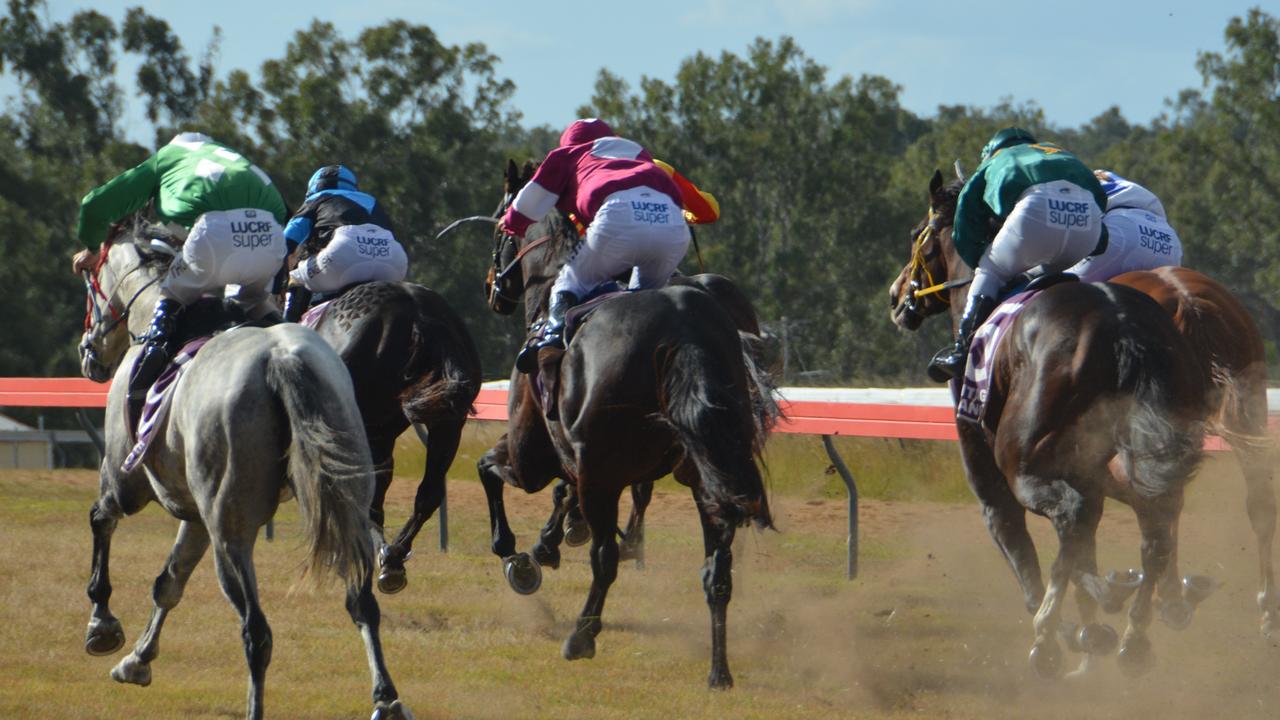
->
xmin=1 ymin=378 xmax=1270 ymax=450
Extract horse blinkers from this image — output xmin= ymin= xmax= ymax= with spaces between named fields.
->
xmin=485 ymin=232 xmax=522 ymax=315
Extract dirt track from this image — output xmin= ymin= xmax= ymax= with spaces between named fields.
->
xmin=1 ymin=456 xmax=1278 ymax=718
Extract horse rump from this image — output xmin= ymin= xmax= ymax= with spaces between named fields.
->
xmin=265 ymin=344 xmax=375 ymax=590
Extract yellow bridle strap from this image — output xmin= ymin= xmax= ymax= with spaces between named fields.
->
xmin=913 ymin=280 xmax=951 ymax=298
xmin=907 ymin=210 xmax=945 ymax=302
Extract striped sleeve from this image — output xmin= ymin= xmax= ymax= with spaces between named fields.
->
xmin=503 ymin=148 xmax=571 ymax=236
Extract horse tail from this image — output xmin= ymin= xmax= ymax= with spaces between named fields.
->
xmin=398 ymin=315 xmax=481 ymax=426
xmin=1113 ymin=324 xmax=1205 ymax=500
xmin=266 ymin=345 xmax=374 ymax=592
xmin=659 ymin=342 xmax=773 ymax=529
xmin=739 ymin=330 xmax=782 ymax=454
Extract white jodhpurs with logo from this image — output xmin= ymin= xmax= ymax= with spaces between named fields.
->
xmin=1064 ymin=208 xmax=1182 ymax=283
xmin=969 ymin=180 xmax=1103 ymax=300
xmin=550 ymin=186 xmax=690 ymax=300
xmin=290 ymin=223 xmax=408 ymax=293
xmin=161 ymin=208 xmax=286 ymax=318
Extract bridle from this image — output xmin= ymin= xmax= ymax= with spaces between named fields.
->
xmin=901 ymin=207 xmax=971 ymax=314
xmin=81 ymin=241 xmax=163 ymax=345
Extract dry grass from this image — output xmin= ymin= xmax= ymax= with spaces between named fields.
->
xmin=2 ymin=437 xmax=1279 ymax=719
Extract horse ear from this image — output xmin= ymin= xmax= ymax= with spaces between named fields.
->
xmin=505 ymin=158 xmax=518 ymax=185
xmin=521 ymin=160 xmax=535 ymax=182
xmin=929 ymin=169 xmax=944 ymax=198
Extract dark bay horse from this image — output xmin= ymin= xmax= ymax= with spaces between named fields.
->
xmin=1110 ymin=267 xmax=1277 ymax=637
xmin=303 ymin=280 xmax=482 ymax=593
xmin=475 ymin=160 xmax=775 ymax=688
xmin=77 ymin=230 xmax=412 ymax=719
xmin=888 ymin=169 xmax=1207 ymax=678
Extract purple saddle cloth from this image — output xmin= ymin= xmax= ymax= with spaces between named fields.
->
xmin=955 ymin=290 xmax=1039 ymax=426
xmin=300 ymin=299 xmax=332 ymax=329
xmin=121 ymin=335 xmax=213 ymax=473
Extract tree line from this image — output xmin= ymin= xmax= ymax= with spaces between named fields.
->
xmin=1 ymin=0 xmax=1276 ymax=390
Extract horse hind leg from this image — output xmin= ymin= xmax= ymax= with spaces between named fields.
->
xmin=211 ymin=537 xmax=272 ymax=720
xmin=686 ymin=470 xmax=738 ymax=690
xmin=347 ymin=567 xmax=413 ymax=719
xmin=562 ymin=481 xmax=622 ymax=663
xmin=380 ymin=420 xmax=462 ymax=594
xmin=1017 ymin=475 xmax=1104 ymax=679
xmin=1117 ymin=492 xmax=1182 ymax=678
xmin=111 ymin=521 xmax=210 ymax=686
xmin=1064 ymin=513 xmax=1121 ymax=676
xmin=1235 ymin=443 xmax=1279 ymax=637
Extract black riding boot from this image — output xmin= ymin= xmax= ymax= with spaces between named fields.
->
xmin=927 ymin=293 xmax=998 ymax=383
xmin=282 ymin=285 xmax=313 ymax=323
xmin=127 ymin=298 xmax=183 ymax=427
xmin=515 ymin=291 xmax=578 ymax=373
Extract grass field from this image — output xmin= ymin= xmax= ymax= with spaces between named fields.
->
xmin=2 ymin=427 xmax=1279 ymax=719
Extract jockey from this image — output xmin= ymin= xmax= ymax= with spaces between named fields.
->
xmin=501 ymin=118 xmax=689 ymax=371
xmin=72 ymin=131 xmax=288 ymax=413
xmin=281 ymin=165 xmax=407 ymax=321
xmin=1064 ymin=170 xmax=1182 ymax=282
xmin=929 ymin=127 xmax=1108 ymax=382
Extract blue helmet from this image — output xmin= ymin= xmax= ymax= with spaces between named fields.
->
xmin=979 ymin=127 xmax=1037 ymax=164
xmin=306 ymin=165 xmax=358 ymax=195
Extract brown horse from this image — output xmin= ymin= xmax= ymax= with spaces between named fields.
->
xmin=1109 ymin=267 xmax=1277 ymax=636
xmin=475 ymin=159 xmax=775 ymax=688
xmin=303 ymin=281 xmax=482 ymax=594
xmin=889 ymin=169 xmax=1207 ymax=677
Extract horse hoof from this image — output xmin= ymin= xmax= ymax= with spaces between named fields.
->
xmin=564 ymin=521 xmax=591 ymax=548
xmin=1159 ymin=598 xmax=1194 ymax=631
xmin=1117 ymin=635 xmax=1155 ymax=677
xmin=1078 ymin=624 xmax=1119 ymax=655
xmin=85 ymin=617 xmax=125 ymax=656
xmin=1183 ymin=575 xmax=1217 ymax=606
xmin=1029 ymin=640 xmax=1063 ymax=679
xmin=504 ymin=553 xmax=542 ymax=595
xmin=371 ymin=699 xmax=416 ymax=720
xmin=562 ymin=631 xmax=596 ymax=661
xmin=531 ymin=541 xmax=561 ymax=570
xmin=110 ymin=654 xmax=151 ymax=686
xmin=1102 ymin=569 xmax=1143 ymax=613
xmin=377 ymin=567 xmax=408 ymax=595
xmin=707 ymin=668 xmax=734 ymax=690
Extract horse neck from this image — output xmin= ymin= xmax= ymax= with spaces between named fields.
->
xmin=109 ymin=248 xmax=166 ymax=339
xmin=520 ymin=216 xmax=570 ymax=326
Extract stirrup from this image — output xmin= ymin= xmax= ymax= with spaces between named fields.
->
xmin=926 ymin=347 xmax=964 ymax=383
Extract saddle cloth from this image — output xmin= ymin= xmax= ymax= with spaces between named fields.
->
xmin=955 ymin=290 xmax=1036 ymax=426
xmin=121 ymin=335 xmax=214 ymax=473
xmin=300 ymin=299 xmax=332 ymax=328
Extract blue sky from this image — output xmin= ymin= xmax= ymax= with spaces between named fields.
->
xmin=35 ymin=0 xmax=1261 ymax=143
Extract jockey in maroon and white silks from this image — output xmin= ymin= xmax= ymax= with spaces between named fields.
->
xmin=501 ymin=119 xmax=690 ymax=366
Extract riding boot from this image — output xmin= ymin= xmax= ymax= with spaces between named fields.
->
xmin=282 ymin=285 xmax=313 ymax=323
xmin=927 ymin=293 xmax=998 ymax=383
xmin=515 ymin=291 xmax=578 ymax=373
xmin=127 ymin=298 xmax=183 ymax=430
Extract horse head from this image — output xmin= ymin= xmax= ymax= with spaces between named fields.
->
xmin=485 ymin=158 xmax=573 ymax=324
xmin=78 ymin=218 xmax=174 ymax=381
xmin=888 ymin=168 xmax=969 ymax=331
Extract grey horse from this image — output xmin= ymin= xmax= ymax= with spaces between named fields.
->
xmin=77 ymin=231 xmax=414 ymax=720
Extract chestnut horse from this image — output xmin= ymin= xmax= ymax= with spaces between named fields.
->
xmin=889 ymin=169 xmax=1207 ymax=678
xmin=1109 ymin=267 xmax=1277 ymax=636
xmin=475 ymin=160 xmax=775 ymax=688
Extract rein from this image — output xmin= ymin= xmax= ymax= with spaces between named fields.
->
xmin=82 ymin=247 xmax=163 ymax=344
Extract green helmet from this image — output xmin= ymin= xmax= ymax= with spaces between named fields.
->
xmin=980 ymin=127 xmax=1037 ymax=163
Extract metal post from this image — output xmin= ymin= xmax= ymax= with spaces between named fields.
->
xmin=822 ymin=434 xmax=859 ymax=580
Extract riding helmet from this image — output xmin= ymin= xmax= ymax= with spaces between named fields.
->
xmin=979 ymin=127 xmax=1037 ymax=163
xmin=306 ymin=165 xmax=358 ymax=195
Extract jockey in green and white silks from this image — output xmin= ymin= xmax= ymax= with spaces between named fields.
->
xmin=73 ymin=131 xmax=288 ymax=415
xmin=1065 ymin=170 xmax=1182 ymax=282
xmin=929 ymin=127 xmax=1108 ymax=382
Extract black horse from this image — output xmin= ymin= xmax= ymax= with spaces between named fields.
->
xmin=888 ymin=169 xmax=1208 ymax=678
xmin=305 ymin=280 xmax=482 ymax=593
xmin=476 ymin=159 xmax=775 ymax=688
